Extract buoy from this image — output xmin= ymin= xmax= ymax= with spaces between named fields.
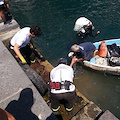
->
xmin=98 ymin=41 xmax=108 ymax=57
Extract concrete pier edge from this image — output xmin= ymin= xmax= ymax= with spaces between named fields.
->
xmin=0 ymin=18 xmax=57 ymax=119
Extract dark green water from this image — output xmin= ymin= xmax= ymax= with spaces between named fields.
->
xmin=10 ymin=0 xmax=120 ymax=118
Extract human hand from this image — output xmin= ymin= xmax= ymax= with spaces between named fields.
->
xmin=97 ymin=31 xmax=100 ymax=34
xmin=92 ymin=26 xmax=95 ymax=30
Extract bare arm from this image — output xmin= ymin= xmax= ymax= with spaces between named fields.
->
xmin=13 ymin=43 xmax=22 ymax=58
xmin=30 ymin=39 xmax=34 ymax=45
xmin=5 ymin=110 xmax=16 ymax=120
xmin=0 ymin=108 xmax=16 ymax=120
xmin=70 ymin=56 xmax=85 ymax=67
xmin=30 ymin=39 xmax=36 ymax=48
xmin=13 ymin=43 xmax=26 ymax=63
xmin=4 ymin=0 xmax=9 ymax=11
xmin=70 ymin=56 xmax=76 ymax=67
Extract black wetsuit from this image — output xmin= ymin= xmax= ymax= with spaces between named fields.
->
xmin=77 ymin=25 xmax=98 ymax=39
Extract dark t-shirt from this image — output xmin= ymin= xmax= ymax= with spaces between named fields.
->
xmin=75 ymin=42 xmax=96 ymax=60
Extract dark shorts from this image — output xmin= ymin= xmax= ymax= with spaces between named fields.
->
xmin=9 ymin=43 xmax=36 ymax=65
xmin=50 ymin=91 xmax=76 ymax=110
xmin=0 ymin=4 xmax=5 ymax=11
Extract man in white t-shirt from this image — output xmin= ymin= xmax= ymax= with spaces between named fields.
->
xmin=49 ymin=58 xmax=76 ymax=112
xmin=10 ymin=26 xmax=42 ymax=65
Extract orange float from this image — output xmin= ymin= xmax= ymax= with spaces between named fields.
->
xmin=98 ymin=41 xmax=108 ymax=57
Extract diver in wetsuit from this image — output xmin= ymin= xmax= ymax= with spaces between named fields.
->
xmin=73 ymin=17 xmax=100 ymax=39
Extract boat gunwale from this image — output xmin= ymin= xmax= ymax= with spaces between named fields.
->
xmin=83 ymin=38 xmax=120 ymax=74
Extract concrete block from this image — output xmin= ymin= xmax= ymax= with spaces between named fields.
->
xmin=0 ymin=41 xmax=56 ymax=120
xmin=71 ymin=101 xmax=102 ymax=120
xmin=0 ymin=27 xmax=20 ymax=41
xmin=0 ymin=19 xmax=20 ymax=33
xmin=98 ymin=110 xmax=119 ymax=120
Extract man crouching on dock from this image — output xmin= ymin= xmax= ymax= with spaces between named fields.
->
xmin=49 ymin=58 xmax=76 ymax=113
xmin=9 ymin=26 xmax=42 ymax=65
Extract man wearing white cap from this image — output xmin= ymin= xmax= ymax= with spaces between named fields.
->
xmin=74 ymin=17 xmax=100 ymax=39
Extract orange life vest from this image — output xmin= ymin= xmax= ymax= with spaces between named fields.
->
xmin=98 ymin=41 xmax=108 ymax=57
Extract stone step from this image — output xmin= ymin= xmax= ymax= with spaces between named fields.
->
xmin=71 ymin=101 xmax=102 ymax=120
xmin=0 ymin=18 xmax=20 ymax=34
xmin=98 ymin=110 xmax=119 ymax=120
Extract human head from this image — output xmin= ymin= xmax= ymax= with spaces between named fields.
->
xmin=30 ymin=26 xmax=42 ymax=37
xmin=58 ymin=58 xmax=67 ymax=65
xmin=71 ymin=44 xmax=80 ymax=52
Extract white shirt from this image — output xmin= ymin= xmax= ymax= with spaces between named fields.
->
xmin=74 ymin=17 xmax=92 ymax=33
xmin=10 ymin=27 xmax=32 ymax=49
xmin=0 ymin=0 xmax=4 ymax=5
xmin=50 ymin=64 xmax=75 ymax=94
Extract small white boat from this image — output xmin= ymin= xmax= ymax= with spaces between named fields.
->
xmin=83 ymin=39 xmax=120 ymax=75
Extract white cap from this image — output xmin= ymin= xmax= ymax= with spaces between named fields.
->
xmin=73 ymin=17 xmax=92 ymax=32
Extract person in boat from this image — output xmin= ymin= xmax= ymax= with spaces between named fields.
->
xmin=49 ymin=58 xmax=76 ymax=113
xmin=73 ymin=17 xmax=100 ymax=39
xmin=0 ymin=108 xmax=16 ymax=120
xmin=9 ymin=26 xmax=42 ymax=65
xmin=0 ymin=0 xmax=10 ymax=24
xmin=69 ymin=42 xmax=96 ymax=66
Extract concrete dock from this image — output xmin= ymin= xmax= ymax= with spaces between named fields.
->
xmin=0 ymin=17 xmax=119 ymax=120
xmin=0 ymin=19 xmax=57 ymax=119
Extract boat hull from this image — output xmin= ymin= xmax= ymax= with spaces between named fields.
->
xmin=83 ymin=39 xmax=120 ymax=75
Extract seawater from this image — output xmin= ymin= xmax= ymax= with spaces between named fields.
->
xmin=10 ymin=0 xmax=120 ymax=118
